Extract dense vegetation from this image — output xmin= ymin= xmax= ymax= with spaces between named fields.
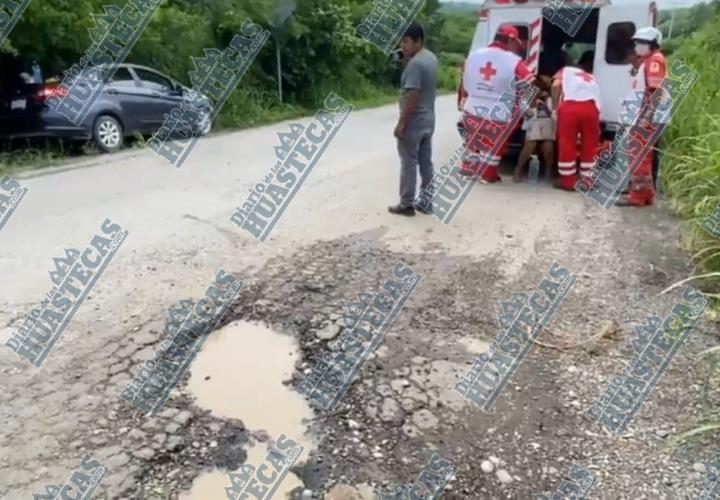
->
xmin=661 ymin=0 xmax=720 ymax=442
xmin=436 ymin=10 xmax=477 ymax=87
xmin=439 ymin=1 xmax=477 ymax=15
xmin=1 ymin=0 xmax=476 ymax=130
xmin=658 ymin=1 xmax=717 ymax=55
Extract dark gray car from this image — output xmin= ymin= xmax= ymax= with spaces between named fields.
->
xmin=0 ymin=63 xmax=212 ymax=153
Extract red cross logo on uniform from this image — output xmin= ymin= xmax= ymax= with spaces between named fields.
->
xmin=578 ymin=72 xmax=594 ymax=83
xmin=479 ymin=61 xmax=497 ymax=81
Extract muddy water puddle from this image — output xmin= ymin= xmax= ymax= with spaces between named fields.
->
xmin=180 ymin=321 xmax=315 ymax=499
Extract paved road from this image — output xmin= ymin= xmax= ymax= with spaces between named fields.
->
xmin=0 ymin=96 xmax=715 ymax=499
xmin=0 ymin=95 xmax=582 ymax=301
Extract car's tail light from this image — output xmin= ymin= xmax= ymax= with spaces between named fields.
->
xmin=33 ymin=85 xmax=68 ymax=103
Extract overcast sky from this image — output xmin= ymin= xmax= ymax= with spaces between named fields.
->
xmin=442 ymin=0 xmax=708 ymax=7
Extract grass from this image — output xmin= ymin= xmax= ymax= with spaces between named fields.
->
xmin=0 ymin=139 xmax=86 ymax=177
xmin=660 ymin=11 xmax=720 ymax=445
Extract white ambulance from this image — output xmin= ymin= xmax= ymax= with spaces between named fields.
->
xmin=462 ymin=0 xmax=659 ymax=139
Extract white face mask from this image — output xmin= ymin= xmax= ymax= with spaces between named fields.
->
xmin=635 ymin=43 xmax=651 ymax=56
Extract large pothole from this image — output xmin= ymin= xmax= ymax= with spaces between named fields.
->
xmin=180 ymin=321 xmax=316 ymax=499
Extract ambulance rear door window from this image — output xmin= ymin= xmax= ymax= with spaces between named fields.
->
xmin=605 ymin=22 xmax=636 ymax=64
xmin=496 ymin=24 xmax=530 ymax=59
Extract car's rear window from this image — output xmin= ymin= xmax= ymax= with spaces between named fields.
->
xmin=110 ymin=67 xmax=136 ymax=87
xmin=0 ymin=57 xmax=32 ymax=95
xmin=605 ymin=22 xmax=636 ymax=64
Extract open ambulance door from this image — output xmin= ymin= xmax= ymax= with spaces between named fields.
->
xmin=594 ymin=2 xmax=655 ymax=131
xmin=484 ymin=6 xmax=545 ymax=150
xmin=486 ymin=7 xmax=544 ymax=74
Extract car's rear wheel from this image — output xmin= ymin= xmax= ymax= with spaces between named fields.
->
xmin=93 ymin=115 xmax=123 ymax=153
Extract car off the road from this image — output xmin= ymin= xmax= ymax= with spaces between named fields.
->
xmin=0 ymin=63 xmax=212 ymax=153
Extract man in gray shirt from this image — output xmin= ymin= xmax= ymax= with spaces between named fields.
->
xmin=389 ymin=22 xmax=438 ymax=216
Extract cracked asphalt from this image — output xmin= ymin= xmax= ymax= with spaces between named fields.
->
xmin=0 ymin=95 xmax=718 ymax=499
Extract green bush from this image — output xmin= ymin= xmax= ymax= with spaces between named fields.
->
xmin=439 ymin=12 xmax=477 ymax=55
xmin=661 ymin=0 xmax=720 ymax=444
xmin=661 ymin=37 xmax=683 ymax=57
xmin=438 ymin=59 xmax=461 ymax=92
xmin=663 ymin=1 xmax=720 ymax=282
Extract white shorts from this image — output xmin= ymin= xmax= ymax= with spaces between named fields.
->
xmin=525 ymin=118 xmax=556 ymax=142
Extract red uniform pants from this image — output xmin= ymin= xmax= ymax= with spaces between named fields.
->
xmin=557 ymin=100 xmax=600 ymax=190
xmin=612 ymin=115 xmax=657 ymax=206
xmin=628 ymin=146 xmax=655 ymax=206
xmin=460 ymin=114 xmax=512 ymax=182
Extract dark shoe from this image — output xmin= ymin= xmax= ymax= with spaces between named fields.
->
xmin=388 ymin=204 xmax=415 ymax=216
xmin=414 ymin=202 xmax=433 ymax=214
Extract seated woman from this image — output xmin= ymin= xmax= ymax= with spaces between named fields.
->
xmin=513 ymin=85 xmax=556 ymax=182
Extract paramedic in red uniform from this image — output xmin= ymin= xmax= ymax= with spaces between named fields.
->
xmin=461 ymin=24 xmax=534 ymax=183
xmin=619 ymin=26 xmax=667 ymax=207
xmin=551 ymin=50 xmax=601 ymax=191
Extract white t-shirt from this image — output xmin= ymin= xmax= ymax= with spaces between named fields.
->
xmin=463 ymin=46 xmax=523 ymax=122
xmin=558 ymin=66 xmax=601 ymax=112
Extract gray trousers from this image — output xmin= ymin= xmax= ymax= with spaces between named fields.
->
xmin=397 ymin=124 xmax=434 ymax=207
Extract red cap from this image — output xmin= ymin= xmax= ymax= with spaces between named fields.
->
xmin=497 ymin=24 xmax=520 ymax=40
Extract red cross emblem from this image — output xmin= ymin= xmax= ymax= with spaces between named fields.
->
xmin=479 ymin=61 xmax=497 ymax=81
xmin=578 ymin=72 xmax=594 ymax=83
